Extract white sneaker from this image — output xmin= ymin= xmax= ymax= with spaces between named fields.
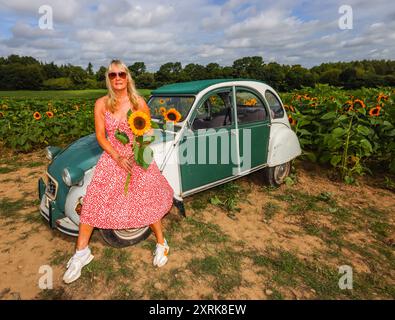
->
xmin=63 ymin=248 xmax=94 ymax=284
xmin=153 ymin=239 xmax=169 ymax=267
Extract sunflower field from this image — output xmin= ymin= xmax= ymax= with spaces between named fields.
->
xmin=0 ymin=85 xmax=394 ymax=182
xmin=0 ymin=98 xmax=96 ymax=152
xmin=281 ymin=84 xmax=395 ymax=183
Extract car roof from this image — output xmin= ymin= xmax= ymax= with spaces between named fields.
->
xmin=151 ymin=78 xmax=269 ymax=95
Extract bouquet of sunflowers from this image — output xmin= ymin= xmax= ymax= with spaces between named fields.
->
xmin=115 ymin=106 xmax=182 ymax=195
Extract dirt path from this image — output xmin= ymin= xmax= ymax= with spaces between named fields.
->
xmin=0 ymin=150 xmax=394 ymax=300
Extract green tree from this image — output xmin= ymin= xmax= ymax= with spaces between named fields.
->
xmin=128 ymin=62 xmax=146 ymax=77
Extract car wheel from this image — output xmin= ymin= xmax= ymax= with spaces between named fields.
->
xmin=99 ymin=226 xmax=151 ymax=248
xmin=263 ymin=161 xmax=291 ymax=187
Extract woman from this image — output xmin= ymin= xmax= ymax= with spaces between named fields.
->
xmin=63 ymin=59 xmax=174 ymax=284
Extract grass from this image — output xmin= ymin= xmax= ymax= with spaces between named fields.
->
xmin=186 ymin=248 xmax=243 ymax=295
xmin=0 ymin=197 xmax=29 ymax=218
xmin=263 ymin=202 xmax=281 ymax=222
xmin=181 ymin=217 xmax=229 ymax=247
xmin=2 ymin=149 xmax=394 ymax=300
xmin=80 ymin=247 xmax=135 ymax=286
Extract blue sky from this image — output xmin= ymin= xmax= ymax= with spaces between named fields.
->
xmin=0 ymin=0 xmax=394 ymax=71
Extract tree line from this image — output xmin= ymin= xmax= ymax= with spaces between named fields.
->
xmin=0 ymin=54 xmax=394 ymax=91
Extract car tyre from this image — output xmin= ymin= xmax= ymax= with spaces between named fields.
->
xmin=263 ymin=161 xmax=291 ymax=187
xmin=99 ymin=226 xmax=151 ymax=248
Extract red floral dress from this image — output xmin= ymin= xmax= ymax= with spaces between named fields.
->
xmin=79 ymin=108 xmax=174 ymax=229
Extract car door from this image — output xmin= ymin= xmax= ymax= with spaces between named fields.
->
xmin=178 ymin=87 xmax=238 ymax=193
xmin=233 ymin=86 xmax=271 ymax=172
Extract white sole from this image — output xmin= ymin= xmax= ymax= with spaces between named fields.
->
xmin=63 ymin=254 xmax=94 ymax=284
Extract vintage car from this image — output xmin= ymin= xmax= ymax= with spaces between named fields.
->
xmin=38 ymin=79 xmax=302 ymax=247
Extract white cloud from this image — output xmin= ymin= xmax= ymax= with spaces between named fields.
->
xmin=0 ymin=0 xmax=393 ymax=70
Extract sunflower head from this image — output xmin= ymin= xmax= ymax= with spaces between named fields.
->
xmin=164 ymin=108 xmax=182 ymax=123
xmin=369 ymin=105 xmax=381 ymax=117
xmin=353 ymin=99 xmax=366 ymax=109
xmin=159 ymin=107 xmax=167 ymax=115
xmin=128 ymin=111 xmax=151 ymax=136
xmin=33 ymin=112 xmax=41 ymax=120
xmin=0 ymin=111 xmax=4 ymax=118
xmin=46 ymin=111 xmax=54 ymax=118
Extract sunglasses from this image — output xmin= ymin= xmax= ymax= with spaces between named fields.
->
xmin=108 ymin=71 xmax=127 ymax=80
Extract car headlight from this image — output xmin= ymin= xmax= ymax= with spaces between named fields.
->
xmin=45 ymin=146 xmax=62 ymax=161
xmin=62 ymin=167 xmax=84 ymax=187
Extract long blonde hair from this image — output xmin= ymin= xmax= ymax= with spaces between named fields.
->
xmin=105 ymin=59 xmax=141 ymax=113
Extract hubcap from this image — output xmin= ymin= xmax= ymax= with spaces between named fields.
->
xmin=274 ymin=162 xmax=290 ymax=184
xmin=114 ymin=227 xmax=149 ymax=240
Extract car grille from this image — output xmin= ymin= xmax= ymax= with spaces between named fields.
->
xmin=46 ymin=174 xmax=57 ymax=199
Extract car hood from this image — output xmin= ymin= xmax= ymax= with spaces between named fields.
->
xmin=48 ymin=129 xmax=175 ymax=178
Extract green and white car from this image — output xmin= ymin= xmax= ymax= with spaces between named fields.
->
xmin=38 ymin=79 xmax=302 ymax=247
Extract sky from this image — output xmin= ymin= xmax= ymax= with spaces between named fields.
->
xmin=0 ymin=0 xmax=394 ymax=72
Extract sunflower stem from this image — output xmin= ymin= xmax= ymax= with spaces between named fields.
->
xmin=124 ymin=172 xmax=131 ymax=195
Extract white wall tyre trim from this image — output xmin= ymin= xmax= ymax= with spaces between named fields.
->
xmin=113 ymin=227 xmax=150 ymax=240
xmin=273 ymin=162 xmax=291 ymax=185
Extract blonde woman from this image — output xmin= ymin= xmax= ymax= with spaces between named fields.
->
xmin=63 ymin=60 xmax=174 ymax=284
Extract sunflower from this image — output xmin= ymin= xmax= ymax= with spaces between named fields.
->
xmin=159 ymin=107 xmax=167 ymax=115
xmin=288 ymin=115 xmax=296 ymax=126
xmin=343 ymin=100 xmax=354 ymax=111
xmin=377 ymin=93 xmax=389 ymax=102
xmin=369 ymin=105 xmax=381 ymax=117
xmin=128 ymin=110 xmax=151 ymax=136
xmin=33 ymin=112 xmax=41 ymax=120
xmin=0 ymin=111 xmax=4 ymax=118
xmin=164 ymin=108 xmax=182 ymax=123
xmin=289 ymin=105 xmax=295 ymax=112
xmin=159 ymin=99 xmax=165 ymax=105
xmin=353 ymin=99 xmax=366 ymax=109
xmin=46 ymin=111 xmax=54 ymax=118
xmin=74 ymin=104 xmax=80 ymax=111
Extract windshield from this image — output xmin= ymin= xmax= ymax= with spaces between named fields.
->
xmin=147 ymin=96 xmax=195 ymax=122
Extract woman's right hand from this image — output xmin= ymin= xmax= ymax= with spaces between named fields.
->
xmin=116 ymin=155 xmax=133 ymax=173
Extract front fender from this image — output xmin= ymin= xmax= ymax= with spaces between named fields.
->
xmin=64 ymin=166 xmax=96 ymax=226
xmin=267 ymin=123 xmax=302 ymax=167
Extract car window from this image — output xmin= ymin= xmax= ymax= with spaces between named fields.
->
xmin=148 ymin=96 xmax=195 ymax=120
xmin=192 ymin=92 xmax=232 ymax=130
xmin=265 ymin=90 xmax=284 ymax=119
xmin=236 ymin=90 xmax=268 ymax=124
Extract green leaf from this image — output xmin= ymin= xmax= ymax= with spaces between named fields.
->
xmin=332 ymin=127 xmax=345 ymax=137
xmin=136 ymin=136 xmax=143 ymax=144
xmin=210 ymin=195 xmax=223 ymax=205
xmin=298 ymin=128 xmax=311 ymax=136
xmin=150 ymin=120 xmax=159 ymax=129
xmin=330 ymin=155 xmax=342 ymax=167
xmin=321 ymin=112 xmax=337 ymax=120
xmin=114 ymin=129 xmax=130 ymax=145
xmin=360 ymin=139 xmax=373 ymax=153
xmin=356 ymin=125 xmax=370 ymax=136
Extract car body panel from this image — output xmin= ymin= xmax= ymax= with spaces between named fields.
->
xmin=38 ymin=79 xmax=302 ymax=237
